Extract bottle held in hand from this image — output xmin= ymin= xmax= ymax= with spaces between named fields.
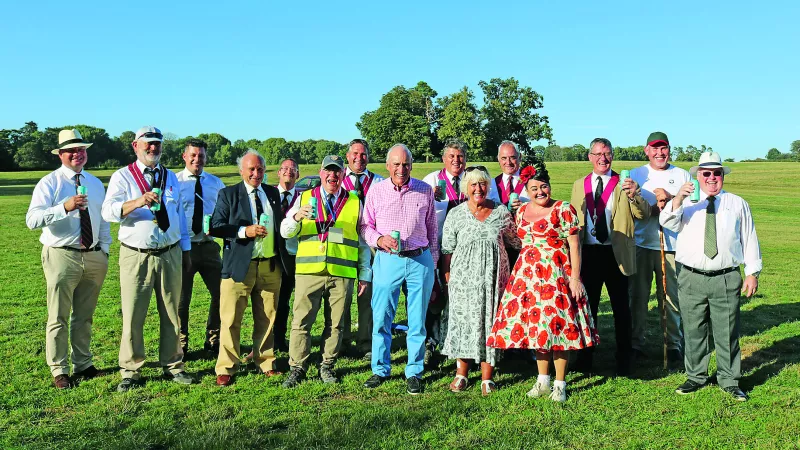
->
xmin=690 ymin=179 xmax=700 ymax=203
xmin=308 ymin=197 xmax=317 ymax=219
xmin=390 ymin=230 xmax=401 ymax=254
xmin=77 ymin=186 xmax=88 ymax=210
xmin=150 ymin=188 xmax=162 ymax=212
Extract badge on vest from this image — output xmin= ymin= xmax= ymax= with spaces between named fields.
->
xmin=328 ymin=227 xmax=344 ymax=244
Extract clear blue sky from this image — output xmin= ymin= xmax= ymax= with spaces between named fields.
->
xmin=2 ymin=0 xmax=798 ymax=160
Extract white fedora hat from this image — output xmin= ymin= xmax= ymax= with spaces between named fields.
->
xmin=689 ymin=151 xmax=732 ymax=176
xmin=51 ymin=129 xmax=93 ymax=154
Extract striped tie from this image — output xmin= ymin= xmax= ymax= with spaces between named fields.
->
xmin=704 ymin=196 xmax=718 ymax=259
xmin=74 ymin=174 xmax=93 ymax=249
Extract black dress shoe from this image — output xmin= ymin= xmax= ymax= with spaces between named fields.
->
xmin=364 ymin=374 xmax=388 ymax=389
xmin=675 ymin=379 xmax=706 ymax=395
xmin=723 ymin=386 xmax=749 ymax=402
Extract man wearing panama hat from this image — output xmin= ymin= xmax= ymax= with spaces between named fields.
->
xmin=660 ymin=151 xmax=761 ymax=401
xmin=26 ymin=129 xmax=111 ymax=389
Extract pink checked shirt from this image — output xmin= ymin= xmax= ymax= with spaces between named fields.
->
xmin=359 ymin=177 xmax=439 ymax=264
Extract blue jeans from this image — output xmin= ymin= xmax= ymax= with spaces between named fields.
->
xmin=371 ymin=249 xmax=434 ymax=379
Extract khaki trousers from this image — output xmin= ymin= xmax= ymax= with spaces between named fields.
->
xmin=216 ymin=259 xmax=282 ymax=375
xmin=289 ymin=274 xmax=354 ymax=370
xmin=629 ymin=247 xmax=682 ymax=352
xmin=179 ymin=241 xmax=222 ymax=348
xmin=42 ymin=247 xmax=108 ymax=376
xmin=118 ymin=244 xmax=184 ymax=379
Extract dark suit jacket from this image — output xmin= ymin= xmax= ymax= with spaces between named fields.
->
xmin=210 ymin=181 xmax=290 ymax=282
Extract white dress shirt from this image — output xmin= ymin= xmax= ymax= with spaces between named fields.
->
xmin=101 ymin=160 xmax=190 ymax=251
xmin=488 ymin=171 xmax=530 ymax=204
xmin=26 ymin=165 xmax=112 ymax=253
xmin=236 ymin=184 xmax=276 ymax=258
xmin=176 ymin=169 xmax=225 ymax=243
xmin=281 ymin=189 xmax=372 ymax=281
xmin=584 ymin=171 xmax=614 ymax=246
xmin=423 ymin=169 xmax=463 ymax=241
xmin=630 ymin=164 xmax=691 ymax=251
xmin=660 ymin=190 xmax=762 ymax=276
xmin=277 ymin=184 xmax=299 ymax=255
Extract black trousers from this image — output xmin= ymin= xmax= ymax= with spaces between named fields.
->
xmin=578 ymin=244 xmax=632 ymax=370
xmin=274 ymin=254 xmax=296 ymax=348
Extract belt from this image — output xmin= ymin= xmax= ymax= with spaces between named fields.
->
xmin=383 ymin=246 xmax=428 ymax=258
xmin=57 ymin=246 xmax=101 ymax=253
xmin=682 ymin=265 xmax=737 ymax=277
xmin=121 ymin=242 xmax=178 ymax=255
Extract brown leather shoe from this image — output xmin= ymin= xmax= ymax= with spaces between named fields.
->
xmin=216 ymin=375 xmax=234 ymax=386
xmin=264 ymin=370 xmax=283 ymax=377
xmin=53 ymin=374 xmax=72 ymax=389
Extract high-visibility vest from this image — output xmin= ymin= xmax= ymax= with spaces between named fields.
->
xmin=295 ymin=189 xmax=360 ymax=279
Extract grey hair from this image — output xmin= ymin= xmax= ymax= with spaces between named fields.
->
xmin=237 ymin=148 xmax=266 ymax=170
xmin=460 ymin=167 xmax=491 ymax=196
xmin=348 ymin=138 xmax=370 ymax=157
xmin=497 ymin=140 xmax=521 ymax=158
xmin=386 ymin=144 xmax=414 ymax=163
xmin=589 ymin=138 xmax=613 ymax=154
xmin=443 ymin=137 xmax=468 ymax=155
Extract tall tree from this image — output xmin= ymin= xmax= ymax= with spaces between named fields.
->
xmin=766 ymin=148 xmax=781 ymax=160
xmin=479 ymin=77 xmax=554 ymax=159
xmin=436 ymin=87 xmax=484 ymax=160
xmin=791 ymin=140 xmax=800 ymax=161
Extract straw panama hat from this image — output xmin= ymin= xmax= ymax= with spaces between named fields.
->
xmin=51 ymin=129 xmax=93 ymax=154
xmin=689 ymin=151 xmax=732 ymax=176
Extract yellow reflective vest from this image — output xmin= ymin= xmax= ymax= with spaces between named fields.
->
xmin=295 ymin=189 xmax=359 ymax=279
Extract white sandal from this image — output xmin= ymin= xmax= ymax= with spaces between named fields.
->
xmin=450 ymin=375 xmax=469 ymax=392
xmin=481 ymin=379 xmax=497 ymax=397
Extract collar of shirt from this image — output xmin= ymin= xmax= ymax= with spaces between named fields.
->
xmin=277 ymin=185 xmax=296 ymax=197
xmin=592 ymin=170 xmax=611 ymax=187
xmin=392 ymin=178 xmax=411 ymax=192
xmin=346 ymin=168 xmax=368 ymax=178
xmin=502 ymin=172 xmax=519 ymax=183
xmin=136 ymin=160 xmax=161 ymax=174
xmin=58 ymin=164 xmax=82 ymax=180
xmin=181 ymin=168 xmax=204 ymax=179
xmin=245 ymin=183 xmax=262 ymax=196
xmin=445 ymin=169 xmax=463 ymax=180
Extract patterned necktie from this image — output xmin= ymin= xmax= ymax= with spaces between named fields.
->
xmin=704 ymin=196 xmax=718 ymax=259
xmin=452 ymin=176 xmax=460 ymax=197
xmin=281 ymin=191 xmax=290 ymax=217
xmin=253 ymin=189 xmax=264 ymax=224
xmin=505 ymin=176 xmax=513 ymax=205
xmin=192 ymin=175 xmax=203 ymax=234
xmin=74 ymin=174 xmax=93 ymax=248
xmin=594 ymin=176 xmax=609 ymax=243
xmin=353 ymin=174 xmax=363 ymax=200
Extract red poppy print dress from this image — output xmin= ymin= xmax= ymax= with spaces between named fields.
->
xmin=487 ymin=201 xmax=598 ymax=351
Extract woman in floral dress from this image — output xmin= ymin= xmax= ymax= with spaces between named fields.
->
xmin=440 ymin=166 xmax=521 ymax=396
xmin=487 ymin=162 xmax=598 ymax=402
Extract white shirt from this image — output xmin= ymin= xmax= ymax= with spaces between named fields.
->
xmin=660 ymin=190 xmax=762 ymax=276
xmin=176 ymin=169 xmax=226 ymax=243
xmin=26 ymin=165 xmax=112 ymax=253
xmin=236 ymin=184 xmax=276 ymax=258
xmin=423 ymin=169 xmax=463 ymax=241
xmin=584 ymin=171 xmax=614 ymax=246
xmin=488 ymin=171 xmax=530 ymax=204
xmin=281 ymin=189 xmax=372 ymax=281
xmin=277 ymin=184 xmax=298 ymax=255
xmin=630 ymin=164 xmax=691 ymax=251
xmin=102 ymin=160 xmax=190 ymax=251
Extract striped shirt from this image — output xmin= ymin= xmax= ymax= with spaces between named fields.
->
xmin=359 ymin=177 xmax=439 ymax=264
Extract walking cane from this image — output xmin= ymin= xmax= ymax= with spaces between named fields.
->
xmin=659 ymin=227 xmax=668 ymax=370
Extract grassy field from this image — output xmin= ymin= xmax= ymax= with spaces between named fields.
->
xmin=1 ymin=161 xmax=799 ymax=449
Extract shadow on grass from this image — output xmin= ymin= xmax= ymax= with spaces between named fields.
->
xmin=741 ymin=334 xmax=800 ymax=390
xmin=740 ymin=301 xmax=800 ymax=337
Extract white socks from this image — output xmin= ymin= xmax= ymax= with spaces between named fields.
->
xmin=537 ymin=374 xmax=551 ymax=385
xmin=554 ymin=380 xmax=566 ymax=389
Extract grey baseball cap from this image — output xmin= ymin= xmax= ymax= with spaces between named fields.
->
xmin=321 ymin=154 xmax=344 ymax=171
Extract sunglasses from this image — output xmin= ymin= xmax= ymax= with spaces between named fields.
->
xmin=140 ymin=132 xmax=163 ymax=140
xmin=700 ymin=169 xmax=723 ymax=178
xmin=465 ymin=165 xmax=488 ymax=174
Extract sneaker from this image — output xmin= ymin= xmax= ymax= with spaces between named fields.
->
xmin=319 ymin=364 xmax=338 ymax=384
xmin=549 ymin=385 xmax=566 ymax=402
xmin=406 ymin=376 xmax=423 ymax=395
xmin=363 ymin=374 xmax=388 ymax=389
xmin=282 ymin=367 xmax=306 ymax=388
xmin=117 ymin=377 xmax=142 ymax=393
xmin=165 ymin=371 xmax=193 ymax=385
xmin=675 ymin=379 xmax=706 ymax=395
xmin=526 ymin=380 xmax=552 ymax=398
xmin=722 ymin=386 xmax=749 ymax=402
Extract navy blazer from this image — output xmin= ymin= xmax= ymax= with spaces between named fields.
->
xmin=210 ymin=181 xmax=290 ymax=282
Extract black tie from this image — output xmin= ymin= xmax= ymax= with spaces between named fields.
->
xmin=253 ymin=189 xmax=264 ymax=224
xmin=281 ymin=191 xmax=290 ymax=217
xmin=152 ymin=169 xmax=170 ymax=232
xmin=74 ymin=174 xmax=93 ymax=248
xmin=353 ymin=174 xmax=363 ymax=200
xmin=594 ymin=177 xmax=609 ymax=243
xmin=192 ymin=175 xmax=203 ymax=234
xmin=452 ymin=176 xmax=460 ymax=197
xmin=143 ymin=167 xmax=155 ymax=188
xmin=326 ymin=194 xmax=335 ymax=218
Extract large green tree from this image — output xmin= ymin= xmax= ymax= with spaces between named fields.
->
xmin=479 ymin=77 xmax=554 ymax=159
xmin=436 ymin=87 xmax=484 ymax=160
xmin=790 ymin=140 xmax=800 ymax=161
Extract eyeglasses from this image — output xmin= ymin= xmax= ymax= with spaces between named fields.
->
xmin=278 ymin=167 xmax=298 ymax=174
xmin=589 ymin=152 xmax=613 ymax=159
xmin=465 ymin=165 xmax=488 ymax=174
xmin=700 ymin=169 xmax=723 ymax=178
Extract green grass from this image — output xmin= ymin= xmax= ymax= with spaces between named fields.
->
xmin=1 ymin=161 xmax=799 ymax=449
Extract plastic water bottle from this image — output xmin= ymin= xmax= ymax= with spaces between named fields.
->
xmin=150 ymin=188 xmax=161 ymax=212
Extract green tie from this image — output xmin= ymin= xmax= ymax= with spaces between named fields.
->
xmin=704 ymin=196 xmax=718 ymax=259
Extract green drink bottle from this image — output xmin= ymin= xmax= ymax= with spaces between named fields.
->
xmin=391 ymin=230 xmax=401 ymax=253
xmin=150 ymin=188 xmax=161 ymax=212
xmin=437 ymin=179 xmax=446 ymax=201
xmin=259 ymin=213 xmax=269 ymax=227
xmin=77 ymin=186 xmax=88 ymax=210
xmin=690 ymin=179 xmax=700 ymax=203
xmin=203 ymin=214 xmax=211 ymax=235
xmin=508 ymin=193 xmax=519 ymax=211
xmin=620 ymin=169 xmax=630 ymax=180
xmin=308 ymin=197 xmax=317 ymax=219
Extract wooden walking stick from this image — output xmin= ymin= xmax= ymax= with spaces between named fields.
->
xmin=659 ymin=227 xmax=669 ymax=370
